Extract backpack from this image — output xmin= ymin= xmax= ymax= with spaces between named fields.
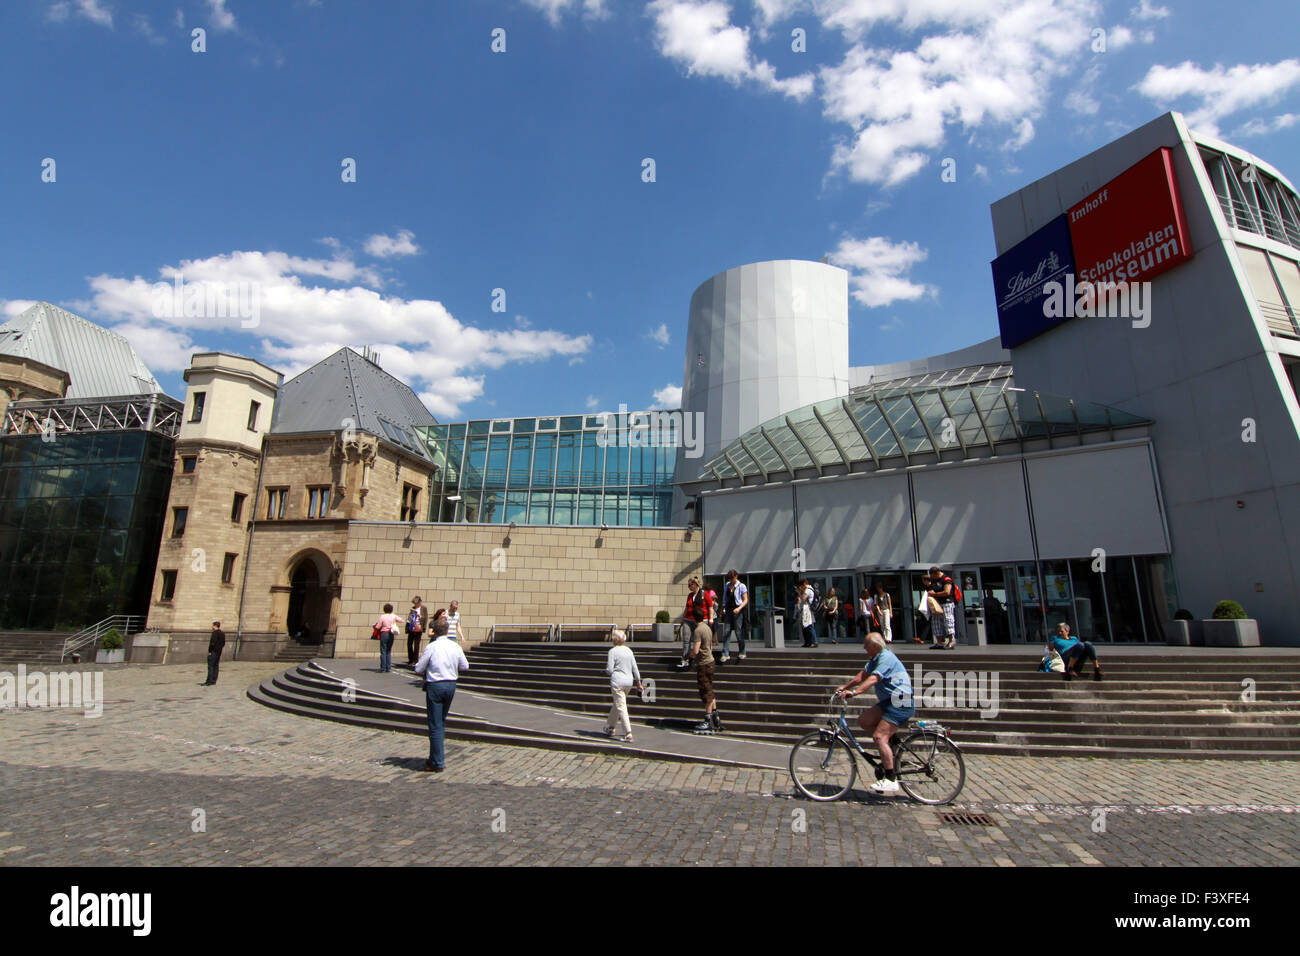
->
xmin=808 ymin=587 xmax=822 ymax=614
xmin=938 ymin=575 xmax=962 ymax=603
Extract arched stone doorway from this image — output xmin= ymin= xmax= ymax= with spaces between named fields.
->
xmin=284 ymin=551 xmax=335 ymax=645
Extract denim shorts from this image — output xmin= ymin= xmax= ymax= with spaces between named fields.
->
xmin=876 ymin=700 xmax=915 ymax=727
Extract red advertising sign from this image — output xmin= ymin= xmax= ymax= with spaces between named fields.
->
xmin=1066 ymin=147 xmax=1193 ymax=288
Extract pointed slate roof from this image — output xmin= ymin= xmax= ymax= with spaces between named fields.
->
xmin=0 ymin=302 xmax=161 ymax=398
xmin=270 ymin=347 xmax=436 ymax=460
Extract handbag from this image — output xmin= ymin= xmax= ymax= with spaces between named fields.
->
xmin=371 ymin=624 xmax=381 ymax=641
xmin=801 ymin=604 xmax=813 ymax=628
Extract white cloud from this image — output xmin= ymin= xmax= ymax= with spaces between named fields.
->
xmin=826 ymin=235 xmax=934 ymax=308
xmin=650 ymin=383 xmax=683 ymax=409
xmin=0 ymin=300 xmax=38 ymax=318
xmin=878 ymin=316 xmax=903 ymax=332
xmin=173 ymin=7 xmax=184 ymax=29
xmin=1131 ymin=0 xmax=1170 ymax=20
xmin=647 ymin=322 xmax=670 ymax=348
xmin=972 ymin=163 xmax=989 ymax=180
xmin=1066 ymin=62 xmax=1104 ymax=116
xmin=1234 ymin=113 xmax=1300 ymax=138
xmin=819 ymin=0 xmax=1100 ymax=186
xmin=586 ymin=394 xmax=601 ymax=410
xmin=363 ymin=230 xmax=421 ymax=258
xmin=108 ymin=320 xmax=201 ymax=373
xmin=1137 ymin=59 xmax=1300 ymax=137
xmin=647 ymin=0 xmax=815 ymax=100
xmin=525 ymin=0 xmax=608 ymax=25
xmin=205 ymin=0 xmax=236 ymax=32
xmin=46 ymin=0 xmax=114 ymax=28
xmin=1106 ymin=25 xmax=1135 ymax=50
xmin=131 ymin=13 xmax=165 ymax=45
xmin=80 ymin=247 xmax=593 ymax=417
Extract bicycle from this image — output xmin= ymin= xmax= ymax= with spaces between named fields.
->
xmin=788 ymin=694 xmax=966 ymax=804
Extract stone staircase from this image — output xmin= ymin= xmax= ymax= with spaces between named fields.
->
xmin=457 ymin=644 xmax=1300 ymax=760
xmin=247 ymin=644 xmax=1300 ymax=761
xmin=0 ymin=632 xmax=73 ymax=666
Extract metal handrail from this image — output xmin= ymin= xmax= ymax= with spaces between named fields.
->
xmin=60 ymin=614 xmax=145 ymax=663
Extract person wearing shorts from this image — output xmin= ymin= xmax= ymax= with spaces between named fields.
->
xmin=834 ymin=632 xmax=915 ymax=795
xmin=927 ymin=565 xmax=957 ymax=649
xmin=690 ymin=617 xmax=722 ymax=733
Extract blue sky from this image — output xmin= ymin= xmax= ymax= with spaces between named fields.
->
xmin=2 ymin=0 xmax=1299 ymax=420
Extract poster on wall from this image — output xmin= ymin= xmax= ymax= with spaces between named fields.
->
xmin=1017 ymin=575 xmax=1040 ymax=603
xmin=1045 ymin=574 xmax=1072 ymax=602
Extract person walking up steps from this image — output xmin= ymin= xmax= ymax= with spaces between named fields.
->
xmin=603 ymin=629 xmax=642 ymax=742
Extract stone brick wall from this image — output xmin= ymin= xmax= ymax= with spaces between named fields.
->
xmin=147 ymin=443 xmax=260 ymax=632
xmin=334 ymin=523 xmax=703 ymax=658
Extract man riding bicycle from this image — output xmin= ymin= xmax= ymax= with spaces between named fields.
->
xmin=833 ymin=632 xmax=915 ymax=795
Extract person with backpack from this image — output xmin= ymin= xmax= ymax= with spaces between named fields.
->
xmin=677 ymin=577 xmax=714 ymax=670
xmin=824 ymin=587 xmax=841 ymax=644
xmin=405 ymin=595 xmax=429 ymax=666
xmin=927 ymin=566 xmax=960 ymax=650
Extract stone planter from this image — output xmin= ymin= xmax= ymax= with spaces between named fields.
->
xmin=652 ymin=622 xmax=675 ymax=643
xmin=1200 ymin=619 xmax=1261 ymax=647
xmin=1163 ymin=620 xmax=1190 ymax=646
xmin=95 ymin=648 xmax=125 ymax=664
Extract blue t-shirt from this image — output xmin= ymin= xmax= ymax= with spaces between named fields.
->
xmin=866 ymin=649 xmax=913 ymax=706
xmin=1049 ymin=634 xmax=1080 ymax=655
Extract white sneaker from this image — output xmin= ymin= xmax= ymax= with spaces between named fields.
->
xmin=870 ymin=777 xmax=902 ymax=795
xmin=738 ymin=653 xmax=747 ymax=659
xmin=719 ymin=655 xmax=731 ymax=663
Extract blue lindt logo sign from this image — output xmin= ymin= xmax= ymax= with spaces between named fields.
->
xmin=991 ymin=214 xmax=1076 ymax=349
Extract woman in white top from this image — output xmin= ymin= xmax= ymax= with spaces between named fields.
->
xmin=870 ymin=582 xmax=894 ymax=643
xmin=603 ymin=629 xmax=643 ymax=742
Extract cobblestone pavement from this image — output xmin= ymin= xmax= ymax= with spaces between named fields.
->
xmin=1 ymin=663 xmax=1298 ymax=866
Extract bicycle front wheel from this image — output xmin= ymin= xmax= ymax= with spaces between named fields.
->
xmin=789 ymin=731 xmax=858 ymax=802
xmin=895 ymin=730 xmax=966 ymax=805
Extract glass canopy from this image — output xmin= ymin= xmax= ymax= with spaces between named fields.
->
xmin=691 ymin=379 xmax=1151 ymax=484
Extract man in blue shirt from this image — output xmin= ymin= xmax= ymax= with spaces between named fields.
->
xmin=719 ymin=569 xmax=749 ymax=663
xmin=834 ymin=632 xmax=915 ymax=794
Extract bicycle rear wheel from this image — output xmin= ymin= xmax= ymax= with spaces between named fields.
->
xmin=789 ymin=731 xmax=858 ymax=802
xmin=895 ymin=730 xmax=966 ymax=805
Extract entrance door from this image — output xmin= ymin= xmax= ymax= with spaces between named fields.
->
xmin=286 ymin=559 xmax=327 ymax=644
xmin=857 ymin=571 xmax=906 ymax=643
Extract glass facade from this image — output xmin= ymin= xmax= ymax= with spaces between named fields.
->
xmin=0 ymin=430 xmax=175 ymax=630
xmin=418 ymin=413 xmax=679 ymax=526
xmin=693 ymin=380 xmax=1151 ymax=483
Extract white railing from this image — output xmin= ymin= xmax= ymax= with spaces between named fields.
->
xmin=60 ymin=615 xmax=145 ymax=663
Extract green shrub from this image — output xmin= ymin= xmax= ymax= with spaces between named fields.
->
xmin=1211 ymin=600 xmax=1247 ymax=620
xmin=1173 ymin=608 xmax=1194 ymax=621
xmin=655 ymin=610 xmax=671 ymax=624
xmin=100 ymin=628 xmax=125 ymax=650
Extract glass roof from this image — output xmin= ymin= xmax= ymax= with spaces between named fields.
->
xmin=691 ymin=379 xmax=1150 ymax=484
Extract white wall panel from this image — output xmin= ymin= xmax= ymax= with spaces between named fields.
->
xmin=702 ymin=485 xmax=796 ymax=575
xmin=1027 ymin=444 xmax=1168 ymax=558
xmin=912 ymin=460 xmax=1033 ymax=565
xmin=794 ymin=475 xmax=913 ymax=569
